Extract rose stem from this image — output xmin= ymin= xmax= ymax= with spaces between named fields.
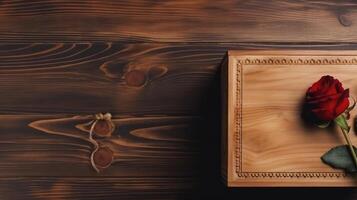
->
xmin=341 ymin=127 xmax=357 ymax=169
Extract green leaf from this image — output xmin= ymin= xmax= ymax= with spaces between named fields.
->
xmin=321 ymin=145 xmax=357 ymax=173
xmin=334 ymin=115 xmax=350 ymax=133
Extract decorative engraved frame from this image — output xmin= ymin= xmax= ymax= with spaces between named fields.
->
xmin=221 ymin=50 xmax=357 ymax=187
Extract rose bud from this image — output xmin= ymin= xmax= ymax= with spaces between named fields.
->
xmin=304 ymin=75 xmax=350 ymax=124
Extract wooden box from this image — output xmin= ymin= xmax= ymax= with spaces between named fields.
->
xmin=221 ymin=50 xmax=357 ymax=187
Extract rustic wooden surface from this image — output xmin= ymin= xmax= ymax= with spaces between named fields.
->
xmin=0 ymin=0 xmax=357 ymax=43
xmin=1 ymin=0 xmax=357 ymax=199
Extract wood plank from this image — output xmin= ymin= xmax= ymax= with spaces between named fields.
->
xmin=0 ymin=42 xmax=220 ymax=115
xmin=0 ymin=0 xmax=356 ymax=42
xmin=0 ymin=114 xmax=199 ymax=176
xmin=0 ymin=177 xmax=197 ymax=200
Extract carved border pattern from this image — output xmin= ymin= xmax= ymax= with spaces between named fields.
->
xmin=234 ymin=56 xmax=357 ymax=179
xmin=235 ymin=61 xmax=243 ymax=173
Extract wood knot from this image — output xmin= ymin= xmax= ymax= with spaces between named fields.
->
xmin=92 ymin=146 xmax=114 ymax=169
xmin=338 ymin=14 xmax=352 ymax=27
xmin=125 ymin=70 xmax=147 ymax=87
xmin=93 ymin=113 xmax=115 ymax=137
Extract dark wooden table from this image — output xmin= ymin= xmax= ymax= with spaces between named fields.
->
xmin=1 ymin=1 xmax=357 ymax=199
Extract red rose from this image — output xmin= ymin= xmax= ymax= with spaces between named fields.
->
xmin=305 ymin=75 xmax=349 ymax=122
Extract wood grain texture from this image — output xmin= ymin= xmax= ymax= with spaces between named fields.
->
xmin=1 ymin=114 xmax=199 ymax=176
xmin=0 ymin=42 xmax=231 ymax=199
xmin=0 ymin=177 xmax=197 ymax=200
xmin=0 ymin=42 xmax=220 ymax=115
xmin=3 ymin=42 xmax=351 ymax=115
xmin=223 ymin=50 xmax=357 ymax=187
xmin=2 ymin=0 xmax=357 ymax=198
xmin=0 ymin=0 xmax=356 ymax=42
xmin=4 ymin=44 xmax=357 ymax=198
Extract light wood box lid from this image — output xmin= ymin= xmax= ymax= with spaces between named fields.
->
xmin=221 ymin=50 xmax=357 ymax=187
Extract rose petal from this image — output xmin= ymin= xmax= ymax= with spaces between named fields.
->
xmin=307 ymin=76 xmax=341 ymax=97
xmin=311 ymin=107 xmax=335 ymax=121
xmin=320 ymin=76 xmax=339 ymax=96
xmin=335 ymin=81 xmax=345 ymax=93
xmin=334 ymin=89 xmax=350 ymax=116
xmin=323 ymin=79 xmax=339 ymax=96
xmin=306 ymin=92 xmax=342 ymax=104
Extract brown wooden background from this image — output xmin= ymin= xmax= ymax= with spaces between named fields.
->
xmin=1 ymin=0 xmax=357 ymax=199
